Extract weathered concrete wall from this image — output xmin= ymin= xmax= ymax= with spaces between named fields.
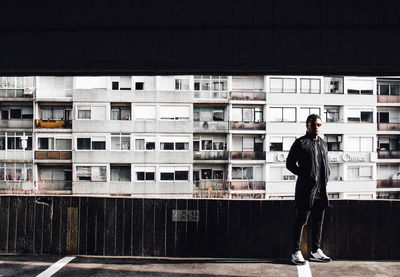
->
xmin=0 ymin=196 xmax=399 ymax=259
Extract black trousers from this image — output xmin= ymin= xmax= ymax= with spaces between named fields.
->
xmin=293 ymin=199 xmax=325 ymax=253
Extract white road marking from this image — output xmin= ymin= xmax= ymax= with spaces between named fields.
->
xmin=297 ymin=261 xmax=312 ymax=277
xmin=36 ymin=256 xmax=76 ymax=277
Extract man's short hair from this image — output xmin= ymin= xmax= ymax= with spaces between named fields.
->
xmin=306 ymin=114 xmax=321 ymax=125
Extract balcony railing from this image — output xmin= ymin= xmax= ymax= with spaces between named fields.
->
xmin=36 ymin=181 xmax=72 ymax=191
xmin=0 ymin=89 xmax=31 ymax=98
xmin=0 ymin=119 xmax=32 ymax=128
xmin=230 ymin=91 xmax=266 ymax=101
xmin=377 ymin=123 xmax=400 ymax=131
xmin=193 ymin=91 xmax=228 ymax=100
xmin=230 ymin=121 xmax=266 ymax=130
xmin=230 ymin=151 xmax=266 ymax=160
xmin=193 ymin=180 xmax=229 ymax=198
xmin=377 ymin=150 xmax=400 ymax=159
xmin=377 ymin=95 xmax=400 ymax=103
xmin=35 ymin=119 xmax=72 ymax=129
xmin=193 ymin=121 xmax=229 ymax=132
xmin=230 ymin=181 xmax=266 ymax=190
xmin=35 ymin=151 xmax=72 ymax=160
xmin=377 ymin=179 xmax=400 ymax=188
xmin=193 ymin=151 xmax=228 ymax=160
xmin=0 ymin=181 xmax=34 ymax=192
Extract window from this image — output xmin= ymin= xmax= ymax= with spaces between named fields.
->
xmin=77 ymin=106 xmax=91 ymax=119
xmin=175 ymin=78 xmax=189 ymax=90
xmin=269 ymin=167 xmax=296 ymax=181
xmin=134 ymin=105 xmax=156 ymax=120
xmin=232 ymin=166 xmax=262 ymax=180
xmin=77 ymin=138 xmax=91 ymax=150
xmin=56 ymin=139 xmax=72 ymax=150
xmin=232 ymin=136 xmax=263 ymax=152
xmin=0 ymin=163 xmax=33 ymax=181
xmin=194 ymin=76 xmax=227 ymax=91
xmin=38 ymin=138 xmax=54 ymax=150
xmin=77 ymin=105 xmax=106 ymax=120
xmin=347 ymin=109 xmax=373 ymax=123
xmin=120 ymin=76 xmax=131 ymax=90
xmin=378 ymin=82 xmax=400 ymax=96
xmin=324 ymin=107 xmax=339 ymax=122
xmin=378 ymin=112 xmax=389 ymax=123
xmin=111 ymin=133 xmax=130 ymax=150
xmin=324 ymin=77 xmax=343 ymax=94
xmin=160 ymin=167 xmax=189 ymax=181
xmin=135 ymin=82 xmax=144 ymax=90
xmin=159 ymin=106 xmax=190 ymax=120
xmin=324 ymin=135 xmax=342 ymax=151
xmin=299 ymin=108 xmax=321 ymax=122
xmin=0 ymin=133 xmax=5 ymax=150
xmin=135 ymin=138 xmax=156 ymax=150
xmin=111 ymin=165 xmax=131 ymax=181
xmin=231 ymin=107 xmax=263 ymax=122
xmin=160 ymin=138 xmax=189 ymax=151
xmin=40 ymin=106 xmax=71 ymax=120
xmin=38 ymin=166 xmax=72 ymax=181
xmin=111 ymin=105 xmax=131 ymax=120
xmin=300 ymin=78 xmax=321 ymax=93
xmin=347 ymin=137 xmax=373 ymax=152
xmin=361 ymin=112 xmax=373 ymax=123
xmin=6 ymin=132 xmax=22 ymax=150
xmin=269 ymin=137 xmax=296 ymax=151
xmin=135 ymin=167 xmax=155 ymax=181
xmin=77 ymin=137 xmax=106 ymax=150
xmin=270 ymin=78 xmax=296 ymax=93
xmin=347 ymin=79 xmax=374 ymax=95
xmin=76 ymin=166 xmax=106 ymax=182
xmin=347 ymin=166 xmax=373 ymax=180
xmin=269 ymin=107 xmax=296 ymax=122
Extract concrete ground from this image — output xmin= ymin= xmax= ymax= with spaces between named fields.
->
xmin=0 ymin=255 xmax=399 ymax=277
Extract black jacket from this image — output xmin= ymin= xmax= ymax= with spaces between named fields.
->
xmin=286 ymin=133 xmax=330 ymax=210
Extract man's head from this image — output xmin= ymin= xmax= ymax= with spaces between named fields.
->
xmin=306 ymin=114 xmax=322 ymax=137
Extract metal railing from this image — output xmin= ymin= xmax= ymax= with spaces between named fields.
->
xmin=193 ymin=180 xmax=229 ymax=198
xmin=35 ymin=119 xmax=72 ymax=128
xmin=377 ymin=150 xmax=400 ymax=159
xmin=193 ymin=121 xmax=229 ymax=132
xmin=230 ymin=91 xmax=266 ymax=101
xmin=230 ymin=151 xmax=266 ymax=160
xmin=377 ymin=123 xmax=400 ymax=131
xmin=230 ymin=121 xmax=266 ymax=130
xmin=377 ymin=179 xmax=400 ymax=188
xmin=193 ymin=91 xmax=228 ymax=100
xmin=0 ymin=89 xmax=30 ymax=98
xmin=35 ymin=151 xmax=72 ymax=160
xmin=230 ymin=181 xmax=266 ymax=190
xmin=193 ymin=151 xmax=228 ymax=160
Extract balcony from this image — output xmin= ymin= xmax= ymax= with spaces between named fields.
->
xmin=377 ymin=95 xmax=400 ymax=103
xmin=0 ymin=119 xmax=32 ymax=128
xmin=35 ymin=151 xmax=72 ymax=160
xmin=377 ymin=150 xmax=400 ymax=159
xmin=0 ymin=181 xmax=34 ymax=193
xmin=230 ymin=181 xmax=266 ymax=190
xmin=230 ymin=91 xmax=266 ymax=101
xmin=36 ymin=181 xmax=72 ymax=192
xmin=193 ymin=151 xmax=228 ymax=160
xmin=230 ymin=121 xmax=266 ymax=131
xmin=35 ymin=119 xmax=72 ymax=129
xmin=193 ymin=121 xmax=229 ymax=133
xmin=193 ymin=180 xmax=229 ymax=198
xmin=0 ymin=89 xmax=32 ymax=99
xmin=377 ymin=179 xmax=400 ymax=188
xmin=193 ymin=91 xmax=228 ymax=101
xmin=230 ymin=151 xmax=266 ymax=160
xmin=377 ymin=123 xmax=400 ymax=131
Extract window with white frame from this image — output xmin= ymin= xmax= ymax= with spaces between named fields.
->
xmin=299 ymin=107 xmax=320 ymax=122
xmin=324 ymin=107 xmax=340 ymax=122
xmin=77 ymin=105 xmax=106 ymax=120
xmin=175 ymin=78 xmax=190 ymax=90
xmin=134 ymin=105 xmax=156 ymax=120
xmin=111 ymin=104 xmax=131 ymax=120
xmin=347 ymin=79 xmax=374 ymax=95
xmin=160 ymin=166 xmax=189 ymax=181
xmin=269 ymin=107 xmax=296 ymax=122
xmin=347 ymin=109 xmax=373 ymax=123
xmin=159 ymin=106 xmax=190 ymax=120
xmin=76 ymin=166 xmax=106 ymax=182
xmin=0 ymin=105 xmax=33 ymax=119
xmin=193 ymin=107 xmax=224 ymax=122
xmin=111 ymin=76 xmax=132 ymax=90
xmin=135 ymin=137 xmax=156 ymax=150
xmin=0 ymin=77 xmax=35 ymax=89
xmin=269 ymin=136 xmax=296 ymax=151
xmin=160 ymin=137 xmax=189 ymax=151
xmin=110 ymin=165 xmax=131 ymax=181
xmin=77 ymin=136 xmax=106 ymax=150
xmin=270 ymin=78 xmax=296 ymax=93
xmin=269 ymin=166 xmax=296 ymax=181
xmin=300 ymin=78 xmax=321 ymax=94
xmin=378 ymin=82 xmax=400 ymax=96
xmin=0 ymin=163 xmax=33 ymax=181
xmin=232 ymin=136 xmax=263 ymax=152
xmin=38 ymin=137 xmax=72 ymax=150
xmin=40 ymin=106 xmax=72 ymax=120
xmin=346 ymin=136 xmax=373 ymax=152
xmin=194 ymin=76 xmax=227 ymax=91
xmin=1 ymin=132 xmax=32 ymax=150
xmin=111 ymin=133 xmax=130 ymax=150
xmin=134 ymin=166 xmax=155 ymax=181
xmin=231 ymin=107 xmax=263 ymax=122
xmin=232 ymin=166 xmax=262 ymax=180
xmin=324 ymin=77 xmax=344 ymax=94
xmin=324 ymin=134 xmax=342 ymax=151
xmin=329 ymin=164 xmax=340 ymax=181
xmin=347 ymin=165 xmax=373 ymax=180
xmin=193 ymin=136 xmax=226 ymax=151
xmin=38 ymin=166 xmax=72 ymax=181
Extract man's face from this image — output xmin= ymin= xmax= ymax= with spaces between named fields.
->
xmin=307 ymin=117 xmax=322 ymax=136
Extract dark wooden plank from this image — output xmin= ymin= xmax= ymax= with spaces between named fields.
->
xmin=0 ymin=196 xmax=9 ymax=252
xmin=196 ymin=199 xmax=208 ymax=257
xmin=50 ymin=197 xmax=62 ymax=254
xmin=248 ymin=200 xmax=263 ymax=258
xmin=104 ymin=198 xmax=116 ymax=256
xmin=260 ymin=200 xmax=274 ymax=258
xmin=185 ymin=199 xmax=199 ymax=257
xmin=391 ymin=201 xmax=400 ymax=259
xmin=174 ymin=199 xmax=188 ymax=257
xmin=33 ymin=197 xmax=44 ymax=254
xmin=95 ymin=198 xmax=106 ymax=256
xmin=215 ymin=199 xmax=229 ymax=257
xmin=205 ymin=199 xmax=217 ymax=257
xmin=8 ymin=196 xmax=19 ymax=254
xmin=165 ymin=199 xmax=176 ymax=257
xmin=16 ymin=197 xmax=28 ymax=253
xmin=122 ymin=198 xmax=132 ymax=256
xmin=86 ymin=197 xmax=97 ymax=255
xmin=153 ymin=199 xmax=167 ymax=257
xmin=132 ymin=198 xmax=143 ymax=256
xmin=279 ymin=201 xmax=293 ymax=258
xmin=60 ymin=197 xmax=70 ymax=255
xmin=142 ymin=198 xmax=154 ymax=256
xmin=115 ymin=198 xmax=124 ymax=256
xmin=41 ymin=197 xmax=53 ymax=254
xmin=323 ymin=200 xmax=339 ymax=259
xmin=78 ymin=197 xmax=88 ymax=255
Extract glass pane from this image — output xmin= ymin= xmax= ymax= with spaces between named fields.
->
xmin=56 ymin=139 xmax=71 ymax=150
xmin=135 ymin=139 xmax=145 ymax=150
xmin=111 ymin=137 xmax=120 ymax=150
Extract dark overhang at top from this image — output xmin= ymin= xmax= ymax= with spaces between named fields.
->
xmin=1 ymin=0 xmax=400 ymax=76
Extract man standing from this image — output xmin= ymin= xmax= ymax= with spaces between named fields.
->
xmin=286 ymin=114 xmax=332 ymax=265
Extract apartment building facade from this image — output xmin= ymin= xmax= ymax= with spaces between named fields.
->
xmin=0 ymin=75 xmax=398 ymax=199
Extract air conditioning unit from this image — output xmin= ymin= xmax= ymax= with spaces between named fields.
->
xmin=24 ymin=87 xmax=35 ymax=95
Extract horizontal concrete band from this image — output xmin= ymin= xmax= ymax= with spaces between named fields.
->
xmin=0 ymin=196 xmax=399 ymax=259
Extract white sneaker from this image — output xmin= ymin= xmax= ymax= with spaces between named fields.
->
xmin=291 ymin=250 xmax=306 ymax=265
xmin=310 ymin=248 xmax=331 ymax=262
